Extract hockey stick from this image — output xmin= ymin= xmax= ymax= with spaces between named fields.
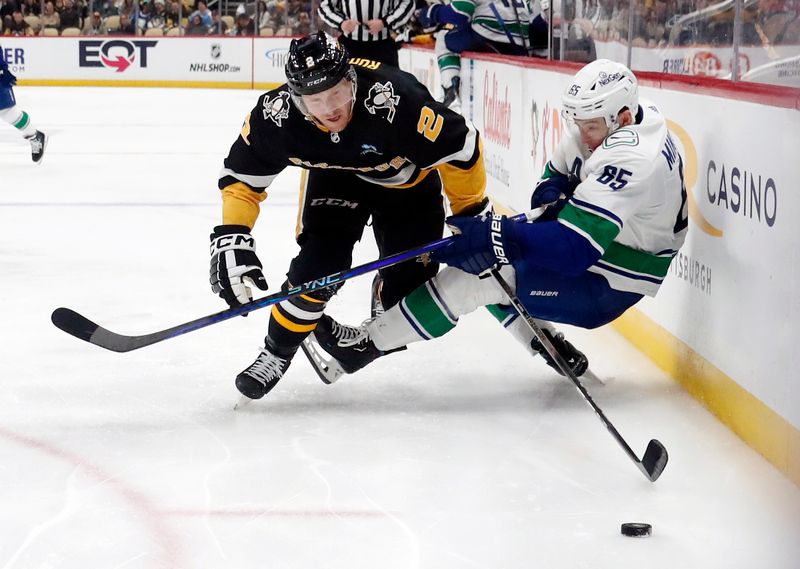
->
xmin=51 ymin=238 xmax=453 ymax=353
xmin=489 ymin=3 xmax=520 ymax=49
xmin=51 ymin=212 xmax=532 ymax=353
xmin=490 ymin=269 xmax=668 ymax=483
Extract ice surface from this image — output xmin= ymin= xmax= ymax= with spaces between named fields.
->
xmin=1 ymin=87 xmax=798 ymax=569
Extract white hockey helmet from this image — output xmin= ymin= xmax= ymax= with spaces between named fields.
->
xmin=561 ymin=59 xmax=639 ymax=131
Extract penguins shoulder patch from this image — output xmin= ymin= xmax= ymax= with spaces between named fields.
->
xmin=364 ymin=81 xmax=400 ymax=123
xmin=262 ymin=91 xmax=291 ymax=127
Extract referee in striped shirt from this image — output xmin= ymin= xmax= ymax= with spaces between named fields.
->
xmin=318 ymin=0 xmax=415 ymax=66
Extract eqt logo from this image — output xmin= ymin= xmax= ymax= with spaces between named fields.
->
xmin=79 ymin=40 xmax=158 ymax=72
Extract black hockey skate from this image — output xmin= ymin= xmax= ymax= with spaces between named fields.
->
xmin=235 ymin=343 xmax=292 ymax=399
xmin=442 ymin=77 xmax=461 ymax=111
xmin=313 ymin=314 xmax=384 ymax=374
xmin=530 ymin=329 xmax=589 ymax=377
xmin=26 ymin=130 xmax=47 ymax=164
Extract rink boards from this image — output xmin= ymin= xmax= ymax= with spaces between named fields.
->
xmin=4 ymin=36 xmax=799 ymax=485
xmin=401 ymin=46 xmax=800 ymax=486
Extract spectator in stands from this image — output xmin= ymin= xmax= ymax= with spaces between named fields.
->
xmin=58 ymin=0 xmax=82 ymax=31
xmin=285 ymin=0 xmax=303 ymax=29
xmin=256 ymin=0 xmax=270 ymax=31
xmin=120 ymin=0 xmax=137 ymax=18
xmin=232 ymin=11 xmax=255 ymax=35
xmin=82 ymin=9 xmax=105 ymax=34
xmin=21 ymin=0 xmax=40 ymax=16
xmin=136 ymin=0 xmax=152 ymax=31
xmin=189 ymin=0 xmax=212 ymax=27
xmin=40 ymin=0 xmax=60 ymax=30
xmin=209 ymin=9 xmax=228 ymax=34
xmin=147 ymin=0 xmax=168 ymax=31
xmin=3 ymin=9 xmax=33 ymax=35
xmin=1 ymin=1 xmax=20 ymax=24
xmin=186 ymin=12 xmax=208 ymax=34
xmin=116 ymin=10 xmax=135 ymax=34
xmin=293 ymin=9 xmax=310 ymax=35
xmin=165 ymin=0 xmax=181 ymax=30
xmin=748 ymin=0 xmax=800 ymax=45
xmin=264 ymin=0 xmax=287 ymax=33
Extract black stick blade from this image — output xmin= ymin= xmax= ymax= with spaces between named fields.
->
xmin=641 ymin=439 xmax=669 ymax=482
xmin=52 ymin=308 xmax=100 ymax=343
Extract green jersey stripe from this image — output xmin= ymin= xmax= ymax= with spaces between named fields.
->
xmin=451 ymin=0 xmax=475 ymax=16
xmin=602 ymin=242 xmax=673 ymax=277
xmin=403 ymin=285 xmax=457 ymax=338
xmin=558 ymin=203 xmax=620 ymax=251
xmin=473 ymin=17 xmax=528 ymax=35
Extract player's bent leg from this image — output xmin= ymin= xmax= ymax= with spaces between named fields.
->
xmin=313 ymin=314 xmax=384 ymax=374
xmin=311 ymin=266 xmax=509 ymax=376
xmin=370 ymin=265 xmax=509 ymax=350
xmin=486 ymin=304 xmax=589 ymax=377
xmin=237 ymin=209 xmax=366 ymax=398
xmin=0 ymin=103 xmax=47 ymax=163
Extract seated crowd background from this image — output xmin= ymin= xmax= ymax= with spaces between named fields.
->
xmin=1 ymin=0 xmax=797 ymax=77
xmin=0 ymin=0 xmax=313 ymax=36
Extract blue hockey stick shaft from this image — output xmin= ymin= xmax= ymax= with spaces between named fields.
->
xmin=51 ymin=211 xmax=531 ymax=353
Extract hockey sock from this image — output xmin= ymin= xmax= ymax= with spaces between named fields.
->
xmin=435 ymin=33 xmax=460 ymax=92
xmin=0 ymin=105 xmax=37 ymax=138
xmin=266 ymin=290 xmax=327 ymax=357
xmin=487 ymin=303 xmax=562 ymax=358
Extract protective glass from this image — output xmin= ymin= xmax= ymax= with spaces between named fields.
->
xmin=301 ymin=79 xmax=354 ymax=116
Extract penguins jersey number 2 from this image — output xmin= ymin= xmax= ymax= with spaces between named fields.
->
xmin=417 ymin=106 xmax=444 ymax=142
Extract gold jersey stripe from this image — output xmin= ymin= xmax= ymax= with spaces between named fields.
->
xmin=271 ymin=305 xmax=318 ymax=333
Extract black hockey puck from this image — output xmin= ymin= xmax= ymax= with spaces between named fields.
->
xmin=621 ymin=522 xmax=652 ymax=537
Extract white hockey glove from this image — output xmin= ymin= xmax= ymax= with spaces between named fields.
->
xmin=209 ymin=225 xmax=268 ymax=307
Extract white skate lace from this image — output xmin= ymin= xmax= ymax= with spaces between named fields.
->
xmin=29 ymin=135 xmax=43 ymax=154
xmin=330 ymin=318 xmax=373 ymax=348
xmin=246 ymin=349 xmax=287 ymax=385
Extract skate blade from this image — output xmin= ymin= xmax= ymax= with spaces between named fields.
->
xmin=233 ymin=395 xmax=254 ymax=410
xmin=301 ymin=334 xmax=346 ymax=384
xmin=582 ymin=368 xmax=609 ymax=386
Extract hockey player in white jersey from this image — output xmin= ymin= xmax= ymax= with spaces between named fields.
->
xmin=308 ymin=59 xmax=689 ymax=380
xmin=416 ymin=0 xmax=531 ymax=110
xmin=0 ymin=46 xmax=47 ymax=163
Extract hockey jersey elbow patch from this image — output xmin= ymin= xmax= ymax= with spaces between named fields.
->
xmin=221 ymin=182 xmax=267 ymax=228
xmin=437 ymin=159 xmax=486 ymax=215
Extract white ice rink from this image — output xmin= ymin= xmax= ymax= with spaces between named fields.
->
xmin=1 ymin=87 xmax=798 ymax=569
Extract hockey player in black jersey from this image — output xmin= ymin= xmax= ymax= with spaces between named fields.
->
xmin=210 ymin=32 xmax=488 ymax=400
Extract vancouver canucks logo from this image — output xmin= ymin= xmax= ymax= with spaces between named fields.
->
xmin=262 ymin=91 xmax=291 ymax=127
xmin=364 ymin=81 xmax=400 ymax=123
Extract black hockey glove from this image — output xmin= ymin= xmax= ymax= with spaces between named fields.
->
xmin=209 ymin=225 xmax=268 ymax=307
xmin=431 ymin=214 xmax=515 ymax=276
xmin=453 ymin=196 xmax=492 ymax=218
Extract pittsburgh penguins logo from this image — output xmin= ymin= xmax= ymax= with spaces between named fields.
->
xmin=364 ymin=81 xmax=400 ymax=124
xmin=263 ymin=91 xmax=291 ymax=127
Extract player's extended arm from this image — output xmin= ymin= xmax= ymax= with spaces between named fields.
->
xmin=432 ymin=209 xmax=611 ymax=277
xmin=416 ymin=1 xmax=473 ymax=28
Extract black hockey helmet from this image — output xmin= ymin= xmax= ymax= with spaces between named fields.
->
xmin=285 ymin=32 xmax=352 ymax=96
